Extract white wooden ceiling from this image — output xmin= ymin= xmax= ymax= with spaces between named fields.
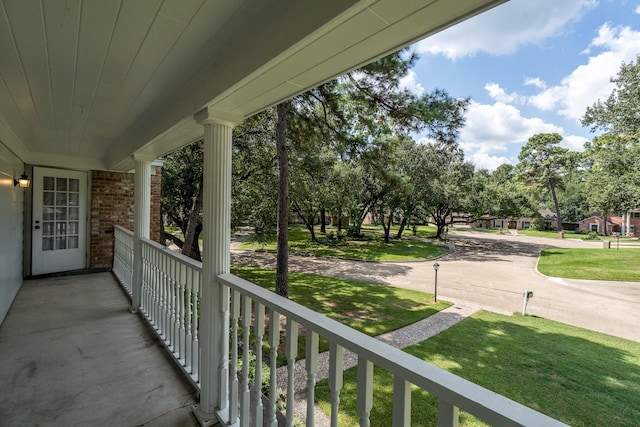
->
xmin=0 ymin=0 xmax=506 ymax=171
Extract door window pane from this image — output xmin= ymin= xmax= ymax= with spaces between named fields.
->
xmin=56 ymin=178 xmax=67 ymax=191
xmin=56 ymin=208 xmax=67 ymax=220
xmin=67 ymin=236 xmax=78 ymax=249
xmin=43 ymin=222 xmax=54 ymax=236
xmin=42 ymin=237 xmax=54 ymax=251
xmin=68 ymin=222 xmax=78 ymax=235
xmin=43 ymin=176 xmax=55 ymax=191
xmin=43 ymin=207 xmax=55 ymax=220
xmin=69 ymin=179 xmax=79 ymax=192
xmin=43 ymin=192 xmax=54 ymax=206
xmin=56 ymin=193 xmax=67 ymax=206
xmin=56 ymin=222 xmax=67 ymax=235
xmin=68 ymin=193 xmax=79 ymax=206
xmin=69 ymin=208 xmax=79 ymax=220
xmin=56 ymin=237 xmax=67 ymax=250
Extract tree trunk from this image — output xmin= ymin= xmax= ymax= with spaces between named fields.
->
xmin=182 ymin=172 xmax=204 ymax=261
xmin=276 ymin=102 xmax=289 ymax=298
xmin=305 ymin=219 xmax=317 ymax=242
xmin=395 ymin=216 xmax=408 ymax=239
xmin=337 ymin=215 xmax=342 ymax=232
xmin=320 ymin=208 xmax=326 ymax=234
xmin=549 ymin=178 xmax=563 ymax=232
xmin=380 ymin=205 xmax=390 ymax=243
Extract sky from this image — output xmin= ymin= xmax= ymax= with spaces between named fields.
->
xmin=404 ymin=0 xmax=640 ymax=171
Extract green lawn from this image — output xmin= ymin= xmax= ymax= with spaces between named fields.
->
xmin=238 ymin=225 xmax=445 ymax=261
xmin=538 ymin=248 xmax=640 ymax=281
xmin=231 ymin=266 xmax=451 ymax=359
xmin=315 ymin=311 xmax=640 ymax=426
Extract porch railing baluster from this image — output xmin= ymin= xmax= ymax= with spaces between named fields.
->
xmin=192 ymin=267 xmax=200 ymax=382
xmin=357 ymin=358 xmax=374 ymax=427
xmin=185 ymin=265 xmax=193 ymax=372
xmin=285 ymin=318 xmax=298 ymax=427
xmin=305 ymin=330 xmax=319 ymax=427
xmin=267 ymin=309 xmax=280 ymax=427
xmin=252 ymin=303 xmax=265 ymax=427
xmin=392 ymin=376 xmax=411 ymax=427
xmin=329 ymin=342 xmax=344 ymax=427
xmin=178 ymin=261 xmax=187 ymax=364
xmin=229 ymin=289 xmax=240 ymax=425
xmin=240 ymin=295 xmax=252 ymax=427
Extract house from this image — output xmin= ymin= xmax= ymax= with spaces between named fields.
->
xmin=578 ymin=215 xmax=617 ymax=235
xmin=0 ymin=1 xmax=565 ymax=426
xmin=579 ymin=211 xmax=639 ymax=236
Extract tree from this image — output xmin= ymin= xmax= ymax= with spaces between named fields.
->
xmin=517 ymin=133 xmax=572 ymax=232
xmin=231 ymin=110 xmax=278 ymax=237
xmin=421 ymin=143 xmax=474 ymax=238
xmin=582 ymin=54 xmax=640 ymax=135
xmin=583 ymin=132 xmax=640 ymax=218
xmin=161 ymin=140 xmax=204 ymax=261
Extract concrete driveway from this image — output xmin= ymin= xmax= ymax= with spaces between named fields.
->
xmin=231 ymin=231 xmax=640 ymax=343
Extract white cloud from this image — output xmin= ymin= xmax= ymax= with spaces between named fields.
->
xmin=523 ymin=77 xmax=547 ymax=89
xmin=398 ymin=70 xmax=424 ymax=95
xmin=466 ymin=152 xmax=512 ymax=171
xmin=462 ymin=101 xmax=562 ymax=145
xmin=484 ymin=83 xmax=523 ymax=104
xmin=455 ymin=101 xmax=585 ymax=170
xmin=527 ymin=24 xmax=640 ymax=121
xmin=635 ymin=5 xmax=640 ymax=14
xmin=415 ymin=0 xmax=596 ymax=60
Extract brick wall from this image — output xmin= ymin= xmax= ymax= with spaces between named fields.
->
xmin=89 ymin=167 xmax=162 ymax=269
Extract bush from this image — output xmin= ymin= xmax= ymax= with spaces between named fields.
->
xmin=584 ymin=231 xmax=600 ymax=240
xmin=530 ymin=217 xmax=545 ymax=230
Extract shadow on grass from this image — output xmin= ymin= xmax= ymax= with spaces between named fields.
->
xmin=316 ymin=311 xmax=640 ymax=426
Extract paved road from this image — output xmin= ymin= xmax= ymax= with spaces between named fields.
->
xmin=231 ymin=231 xmax=640 ymax=342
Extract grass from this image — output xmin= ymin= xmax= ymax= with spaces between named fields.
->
xmin=537 ymin=248 xmax=640 ymax=281
xmin=315 ymin=310 xmax=640 ymax=426
xmin=238 ymin=225 xmax=445 ymax=261
xmin=230 ymin=266 xmax=451 ymax=361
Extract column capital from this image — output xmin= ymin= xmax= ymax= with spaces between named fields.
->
xmin=194 ymin=107 xmax=243 ymax=128
xmin=132 ymin=153 xmax=156 ymax=163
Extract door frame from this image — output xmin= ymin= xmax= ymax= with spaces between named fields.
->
xmin=28 ymin=166 xmax=89 ymax=276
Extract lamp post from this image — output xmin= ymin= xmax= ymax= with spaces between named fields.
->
xmin=433 ymin=261 xmax=439 ymax=302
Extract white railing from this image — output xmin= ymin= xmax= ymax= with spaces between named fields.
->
xmin=140 ymin=238 xmax=201 ymax=385
xmin=113 ymin=225 xmax=134 ymax=295
xmin=218 ymin=273 xmax=567 ymax=427
xmin=113 ymin=229 xmax=566 ymax=426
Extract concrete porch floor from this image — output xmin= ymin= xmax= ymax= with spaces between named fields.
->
xmin=0 ymin=272 xmax=199 ymax=426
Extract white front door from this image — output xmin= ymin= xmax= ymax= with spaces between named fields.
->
xmin=32 ymin=167 xmax=87 ymax=275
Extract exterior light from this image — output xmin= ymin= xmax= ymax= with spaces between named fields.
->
xmin=433 ymin=262 xmax=440 ymax=302
xmin=14 ymin=173 xmax=30 ymax=188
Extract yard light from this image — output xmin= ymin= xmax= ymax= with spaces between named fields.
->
xmin=433 ymin=262 xmax=440 ymax=302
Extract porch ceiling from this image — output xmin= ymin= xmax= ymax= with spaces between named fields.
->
xmin=0 ymin=0 xmax=506 ymax=171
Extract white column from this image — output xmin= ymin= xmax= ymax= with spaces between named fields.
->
xmin=194 ymin=107 xmax=242 ymax=423
xmin=626 ymin=212 xmax=631 ymax=237
xmin=132 ymin=156 xmax=153 ymax=312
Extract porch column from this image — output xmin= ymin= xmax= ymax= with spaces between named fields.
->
xmin=131 ymin=155 xmax=153 ymax=312
xmin=194 ymin=107 xmax=242 ymax=424
xmin=626 ymin=212 xmax=631 ymax=237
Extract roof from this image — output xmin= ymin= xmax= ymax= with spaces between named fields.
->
xmin=0 ymin=0 xmax=506 ymax=171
